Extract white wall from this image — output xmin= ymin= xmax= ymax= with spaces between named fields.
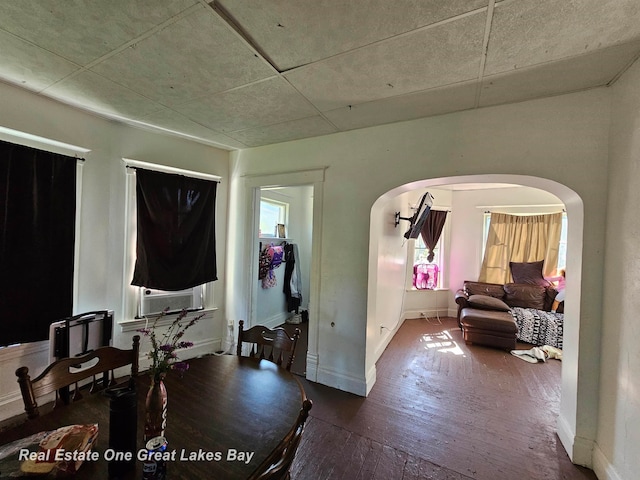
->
xmin=0 ymin=82 xmax=230 ymax=421
xmin=229 ymin=87 xmax=611 ymax=465
xmin=594 ymin=58 xmax=640 ymax=480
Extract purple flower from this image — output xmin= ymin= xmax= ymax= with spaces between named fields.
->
xmin=172 ymin=362 xmax=190 ymax=373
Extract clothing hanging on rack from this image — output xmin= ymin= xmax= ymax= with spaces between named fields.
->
xmin=260 ymin=243 xmax=285 ymax=289
xmin=283 ymin=243 xmax=302 ymax=312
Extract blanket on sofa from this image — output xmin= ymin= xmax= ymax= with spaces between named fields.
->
xmin=510 ymin=307 xmax=564 ymax=349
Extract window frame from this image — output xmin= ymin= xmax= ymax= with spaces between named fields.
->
xmin=259 ymin=197 xmax=289 ymax=238
xmin=123 ymin=160 xmax=218 ymax=319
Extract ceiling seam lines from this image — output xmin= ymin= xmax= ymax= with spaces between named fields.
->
xmin=40 ymin=4 xmax=204 ymax=95
xmin=475 ymin=0 xmax=497 ymax=108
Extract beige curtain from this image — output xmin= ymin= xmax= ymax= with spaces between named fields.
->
xmin=478 ymin=212 xmax=563 ymax=284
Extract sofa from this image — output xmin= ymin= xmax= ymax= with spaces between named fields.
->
xmin=455 ymin=280 xmax=560 ymax=350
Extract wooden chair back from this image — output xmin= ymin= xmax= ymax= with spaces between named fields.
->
xmin=236 ymin=320 xmax=300 ymax=371
xmin=15 ymin=335 xmax=140 ymax=419
xmin=249 ymin=398 xmax=313 ymax=480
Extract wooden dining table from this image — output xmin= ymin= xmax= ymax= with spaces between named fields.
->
xmin=0 ymin=354 xmax=308 ymax=479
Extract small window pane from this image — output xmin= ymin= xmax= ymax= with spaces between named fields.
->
xmin=259 ymin=198 xmax=287 ymax=237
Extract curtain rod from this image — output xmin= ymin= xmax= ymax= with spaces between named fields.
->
xmin=476 ymin=204 xmax=564 ymax=209
xmin=123 ymin=158 xmax=222 ymax=183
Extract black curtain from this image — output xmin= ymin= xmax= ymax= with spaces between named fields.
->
xmin=0 ymin=140 xmax=76 ymax=346
xmin=420 ymin=210 xmax=448 ymax=262
xmin=131 ymin=168 xmax=217 ymax=290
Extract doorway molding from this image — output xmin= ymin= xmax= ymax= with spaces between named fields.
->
xmin=243 ymin=168 xmax=326 ymax=382
xmin=367 ymin=173 xmax=587 ymax=464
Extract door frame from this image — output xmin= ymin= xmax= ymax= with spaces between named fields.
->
xmin=243 ymin=168 xmax=326 ymax=381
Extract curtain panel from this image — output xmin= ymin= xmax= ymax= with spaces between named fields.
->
xmin=419 ymin=210 xmax=448 ymax=262
xmin=131 ymin=168 xmax=217 ymax=291
xmin=479 ymin=212 xmax=562 ymax=285
xmin=0 ymin=140 xmax=76 ymax=346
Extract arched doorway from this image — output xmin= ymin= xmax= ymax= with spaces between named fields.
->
xmin=366 ymin=174 xmax=584 ymax=461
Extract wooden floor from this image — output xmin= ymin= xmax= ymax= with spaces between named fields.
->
xmin=291 ymin=317 xmax=597 ymax=480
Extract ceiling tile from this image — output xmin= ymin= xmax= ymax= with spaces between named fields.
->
xmin=480 ymin=40 xmax=640 ymax=107
xmin=0 ymin=30 xmax=78 ymax=91
xmin=485 ymin=0 xmax=640 ymax=76
xmin=284 ymin=12 xmax=486 ymax=112
xmin=43 ymin=70 xmax=165 ymax=119
xmin=217 ymin=0 xmax=488 ymax=71
xmin=138 ymin=109 xmax=248 ymax=149
xmin=0 ymin=0 xmax=198 ymax=66
xmin=325 ymin=81 xmax=478 ymax=131
xmin=173 ymin=77 xmax=319 ymax=133
xmin=90 ymin=5 xmax=275 ymax=106
xmin=227 ymin=116 xmax=338 ymax=147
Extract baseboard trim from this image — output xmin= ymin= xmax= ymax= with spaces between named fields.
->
xmin=592 ymin=444 xmax=623 ymax=480
xmin=316 ymin=365 xmax=367 ymax=397
xmin=305 ymin=352 xmax=318 ymax=382
xmin=557 ymin=414 xmax=594 ymax=468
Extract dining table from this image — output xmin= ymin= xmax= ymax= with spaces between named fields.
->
xmin=0 ymin=354 xmax=308 ymax=479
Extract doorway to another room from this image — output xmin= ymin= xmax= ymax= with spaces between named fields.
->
xmin=255 ymin=185 xmax=313 ymax=376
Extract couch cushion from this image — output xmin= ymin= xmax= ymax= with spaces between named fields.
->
xmin=460 ymin=309 xmax=517 ymax=333
xmin=503 ymin=283 xmax=546 ymax=309
xmin=509 ymin=260 xmax=550 ymax=287
xmin=463 ymin=281 xmax=505 ymax=299
xmin=467 ymin=294 xmax=511 ymax=311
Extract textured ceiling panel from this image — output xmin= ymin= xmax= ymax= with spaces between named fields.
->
xmin=0 ymin=29 xmax=78 ymax=91
xmin=90 ymin=5 xmax=275 ymax=106
xmin=485 ymin=0 xmax=640 ymax=76
xmin=0 ymin=1 xmax=638 ymax=149
xmin=324 ymin=81 xmax=478 ymax=131
xmin=228 ymin=115 xmax=338 ymax=147
xmin=284 ymin=12 xmax=486 ymax=112
xmin=43 ymin=71 xmax=165 ymax=119
xmin=0 ymin=0 xmax=198 ymax=66
xmin=216 ymin=0 xmax=489 ymax=71
xmin=480 ymin=41 xmax=640 ymax=107
xmin=173 ymin=77 xmax=319 ymax=132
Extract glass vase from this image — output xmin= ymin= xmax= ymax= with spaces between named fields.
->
xmin=144 ymin=375 xmax=167 ymax=442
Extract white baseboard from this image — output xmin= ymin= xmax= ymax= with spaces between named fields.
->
xmin=316 ymin=365 xmax=367 ymax=397
xmin=557 ymin=414 xmax=594 ymax=468
xmin=592 ymin=444 xmax=623 ymax=480
xmin=402 ymin=309 xmax=448 ymax=320
xmin=305 ymin=352 xmax=318 ymax=382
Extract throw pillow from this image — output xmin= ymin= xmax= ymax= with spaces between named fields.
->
xmin=468 ymin=294 xmax=511 ymax=311
xmin=510 ymin=260 xmax=550 ymax=287
xmin=503 ymin=283 xmax=546 ymax=310
xmin=464 ymin=281 xmax=505 ymax=298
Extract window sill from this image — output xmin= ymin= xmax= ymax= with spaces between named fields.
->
xmin=118 ymin=307 xmax=218 ymax=333
xmin=405 ymin=288 xmax=450 ymax=293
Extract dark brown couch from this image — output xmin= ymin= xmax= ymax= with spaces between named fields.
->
xmin=455 ymin=281 xmax=559 ymax=350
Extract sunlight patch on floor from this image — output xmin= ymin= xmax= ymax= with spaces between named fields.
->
xmin=420 ymin=330 xmax=466 ymax=356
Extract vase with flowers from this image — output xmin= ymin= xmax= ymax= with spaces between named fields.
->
xmin=137 ymin=307 xmax=205 ymax=441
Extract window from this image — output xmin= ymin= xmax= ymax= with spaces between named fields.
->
xmin=411 ymin=236 xmax=442 ymax=289
xmin=124 ymin=160 xmax=219 ymax=318
xmin=1 ymin=139 xmax=80 ymax=345
xmin=259 ymin=198 xmax=288 ymax=238
xmin=482 ymin=211 xmax=567 ymax=271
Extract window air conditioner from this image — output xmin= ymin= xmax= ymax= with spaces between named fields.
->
xmin=139 ymin=285 xmax=204 ymax=317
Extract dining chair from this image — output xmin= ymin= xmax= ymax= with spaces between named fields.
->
xmin=249 ymin=397 xmax=313 ymax=480
xmin=15 ymin=335 xmax=140 ymax=419
xmin=236 ymin=320 xmax=301 ymax=371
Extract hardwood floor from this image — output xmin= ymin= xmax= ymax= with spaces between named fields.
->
xmin=291 ymin=317 xmax=597 ymax=480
